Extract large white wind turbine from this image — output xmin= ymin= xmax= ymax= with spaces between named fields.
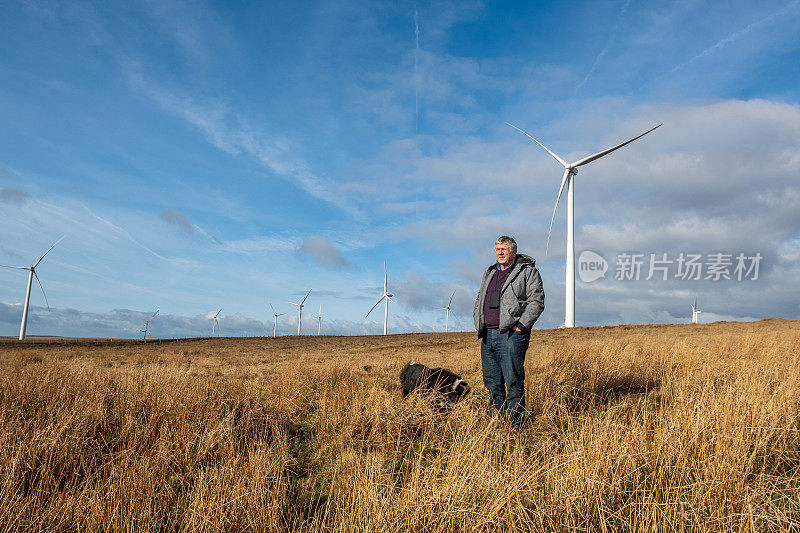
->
xmin=691 ymin=298 xmax=702 ymax=324
xmin=0 ymin=236 xmax=64 ymax=340
xmin=507 ymin=122 xmax=661 ymax=328
xmin=317 ymin=304 xmax=323 ymax=336
xmin=288 ymin=290 xmax=312 ymax=335
xmin=211 ymin=309 xmax=221 ymax=337
xmin=269 ymin=303 xmax=284 ymax=337
xmin=441 ymin=290 xmax=455 ymax=333
xmin=366 ymin=262 xmax=393 ymax=335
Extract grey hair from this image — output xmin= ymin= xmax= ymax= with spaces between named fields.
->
xmin=495 ymin=236 xmax=517 ymax=254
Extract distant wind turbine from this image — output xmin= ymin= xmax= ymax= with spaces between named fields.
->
xmin=269 ymin=303 xmax=284 ymax=337
xmin=366 ymin=262 xmax=393 ymax=335
xmin=317 ymin=304 xmax=323 ymax=335
xmin=441 ymin=290 xmax=455 ymax=333
xmin=288 ymin=290 xmax=312 ymax=335
xmin=691 ymin=298 xmax=702 ymax=324
xmin=211 ymin=309 xmax=221 ymax=337
xmin=0 ymin=236 xmax=64 ymax=340
xmin=139 ymin=309 xmax=159 ymax=340
xmin=507 ymin=122 xmax=661 ymax=328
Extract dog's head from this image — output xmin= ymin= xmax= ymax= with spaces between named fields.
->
xmin=447 ymin=377 xmax=471 ymax=402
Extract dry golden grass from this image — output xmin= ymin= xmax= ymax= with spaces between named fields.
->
xmin=1 ymin=319 xmax=800 ymax=531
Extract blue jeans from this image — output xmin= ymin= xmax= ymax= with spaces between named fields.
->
xmin=481 ymin=328 xmax=529 ymax=428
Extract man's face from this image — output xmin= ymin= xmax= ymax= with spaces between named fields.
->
xmin=495 ymin=243 xmax=516 ymax=268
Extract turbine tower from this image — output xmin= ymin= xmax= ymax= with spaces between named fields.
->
xmin=0 ymin=236 xmax=64 ymax=340
xmin=269 ymin=303 xmax=284 ymax=337
xmin=139 ymin=309 xmax=159 ymax=340
xmin=507 ymin=122 xmax=661 ymax=328
xmin=366 ymin=262 xmax=393 ymax=335
xmin=441 ymin=290 xmax=455 ymax=333
xmin=288 ymin=290 xmax=312 ymax=335
xmin=691 ymin=298 xmax=702 ymax=324
xmin=211 ymin=309 xmax=221 ymax=337
xmin=317 ymin=304 xmax=323 ymax=335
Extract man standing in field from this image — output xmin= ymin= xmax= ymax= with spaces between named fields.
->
xmin=474 ymin=236 xmax=545 ymax=428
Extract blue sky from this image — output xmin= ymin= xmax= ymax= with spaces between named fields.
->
xmin=2 ymin=0 xmax=800 ymax=337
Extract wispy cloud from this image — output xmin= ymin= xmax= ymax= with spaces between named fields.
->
xmin=220 ymin=235 xmax=300 ymax=255
xmin=122 ymin=63 xmax=343 ymax=209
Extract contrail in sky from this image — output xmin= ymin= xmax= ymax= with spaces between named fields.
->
xmin=81 ymin=204 xmax=170 ymax=262
xmin=414 ymin=5 xmax=420 ymax=134
xmin=671 ymin=0 xmax=800 ymax=74
xmin=577 ymin=0 xmax=633 ymax=91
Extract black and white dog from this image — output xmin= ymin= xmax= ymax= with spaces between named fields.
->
xmin=400 ymin=360 xmax=470 ymax=406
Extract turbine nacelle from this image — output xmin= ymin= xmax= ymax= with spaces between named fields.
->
xmin=507 ymin=121 xmax=661 ymax=328
xmin=288 ymin=290 xmax=312 ymax=335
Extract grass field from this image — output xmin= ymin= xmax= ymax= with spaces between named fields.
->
xmin=1 ymin=319 xmax=800 ymax=531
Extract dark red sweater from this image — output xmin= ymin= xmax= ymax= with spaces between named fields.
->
xmin=483 ymin=262 xmax=515 ymax=328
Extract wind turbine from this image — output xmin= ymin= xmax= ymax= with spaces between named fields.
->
xmin=269 ymin=303 xmax=284 ymax=337
xmin=507 ymin=122 xmax=661 ymax=328
xmin=317 ymin=304 xmax=323 ymax=335
xmin=288 ymin=290 xmax=311 ymax=335
xmin=691 ymin=298 xmax=702 ymax=324
xmin=211 ymin=309 xmax=221 ymax=337
xmin=366 ymin=262 xmax=393 ymax=335
xmin=139 ymin=309 xmax=159 ymax=340
xmin=441 ymin=290 xmax=455 ymax=333
xmin=0 ymin=236 xmax=64 ymax=340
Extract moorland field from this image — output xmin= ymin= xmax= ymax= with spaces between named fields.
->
xmin=1 ymin=319 xmax=800 ymax=531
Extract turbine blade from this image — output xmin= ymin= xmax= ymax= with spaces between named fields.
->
xmin=33 ymin=271 xmax=50 ymax=311
xmin=32 ymin=235 xmax=66 ymax=268
xmin=506 ymin=122 xmax=568 ymax=168
xmin=546 ymin=168 xmax=571 ymax=255
xmin=0 ymin=265 xmax=29 ymax=270
xmin=300 ymin=289 xmax=311 ymax=305
xmin=572 ymin=124 xmax=662 ymax=167
xmin=269 ymin=303 xmax=276 ymax=313
xmin=366 ymin=296 xmax=385 ymax=318
xmin=383 ymin=262 xmax=388 ymax=294
xmin=448 ymin=290 xmax=455 ymax=307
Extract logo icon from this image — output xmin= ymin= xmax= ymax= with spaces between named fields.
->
xmin=578 ymin=250 xmax=608 ymax=283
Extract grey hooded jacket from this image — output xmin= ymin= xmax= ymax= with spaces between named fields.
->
xmin=473 ymin=254 xmax=545 ymax=338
